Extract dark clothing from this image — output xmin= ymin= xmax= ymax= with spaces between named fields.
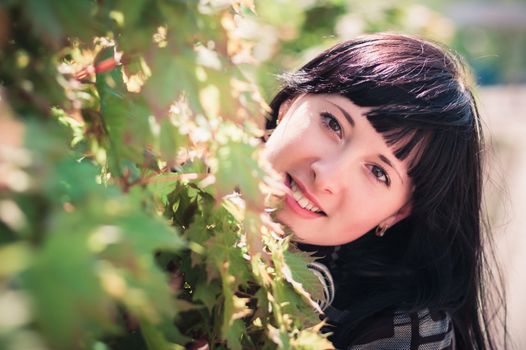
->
xmin=324 ymin=306 xmax=455 ymax=349
xmin=307 ymin=259 xmax=455 ymax=349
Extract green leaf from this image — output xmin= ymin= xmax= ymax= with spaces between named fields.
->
xmin=142 ymin=48 xmax=200 ymax=118
xmin=95 ymin=48 xmax=150 ymax=174
xmin=24 ymin=0 xmax=98 ymax=44
xmin=282 ymin=249 xmax=324 ymax=302
xmin=291 ymin=327 xmax=334 ymax=350
xmin=193 ymin=280 xmax=221 ymax=312
xmin=147 ymin=173 xmax=181 ymax=208
xmin=114 ymin=212 xmax=186 ymax=253
xmin=43 ymin=157 xmax=106 ymax=206
xmin=267 ymin=324 xmax=291 ymax=349
xmin=215 ymin=140 xmax=265 ymax=207
xmin=24 ymin=120 xmax=70 ymax=162
xmin=139 ymin=318 xmax=185 ymax=350
xmin=185 ymin=215 xmax=213 ymax=247
xmin=225 ymin=319 xmax=245 ymax=350
xmin=0 ymin=242 xmax=33 ymax=279
xmin=23 ymin=230 xmax=116 ymax=349
xmin=272 ymin=277 xmax=320 ymax=329
xmin=94 ymin=211 xmax=186 ymax=322
xmin=159 ymin=119 xmax=189 ymax=168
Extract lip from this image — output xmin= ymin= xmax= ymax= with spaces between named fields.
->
xmin=284 ymin=174 xmax=326 ymax=219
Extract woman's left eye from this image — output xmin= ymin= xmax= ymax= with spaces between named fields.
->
xmin=320 ymin=112 xmax=343 ymax=138
xmin=368 ymin=164 xmax=391 ymax=186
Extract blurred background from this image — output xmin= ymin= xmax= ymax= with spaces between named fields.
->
xmin=246 ymin=0 xmax=526 ymax=347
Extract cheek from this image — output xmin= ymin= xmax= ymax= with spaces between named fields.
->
xmin=264 ymin=121 xmax=320 ymax=170
xmin=264 ymin=134 xmax=300 ymax=172
xmin=337 ymin=191 xmax=398 ymax=232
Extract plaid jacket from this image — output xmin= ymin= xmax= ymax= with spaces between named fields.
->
xmin=325 ymin=307 xmax=455 ymax=350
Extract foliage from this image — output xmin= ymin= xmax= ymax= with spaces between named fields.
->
xmin=0 ymin=1 xmax=332 ymax=349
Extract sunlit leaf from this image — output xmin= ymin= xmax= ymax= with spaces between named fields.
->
xmin=283 ymin=248 xmax=324 ymax=302
xmin=215 ymin=139 xmax=265 ymax=208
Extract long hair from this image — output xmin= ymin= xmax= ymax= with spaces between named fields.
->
xmin=267 ymin=33 xmax=506 ymax=349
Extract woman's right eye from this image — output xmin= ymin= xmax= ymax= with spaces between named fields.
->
xmin=320 ymin=112 xmax=343 ymax=138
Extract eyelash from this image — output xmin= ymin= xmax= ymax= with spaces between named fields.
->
xmin=367 ymin=164 xmax=391 ymax=187
xmin=320 ymin=112 xmax=343 ymax=138
xmin=320 ymin=112 xmax=391 ymax=187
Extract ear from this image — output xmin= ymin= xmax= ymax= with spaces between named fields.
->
xmin=277 ymin=98 xmax=293 ymax=124
xmin=384 ymin=201 xmax=412 ymax=227
xmin=277 ymin=93 xmax=304 ymax=124
xmin=263 ymin=98 xmax=294 ymax=142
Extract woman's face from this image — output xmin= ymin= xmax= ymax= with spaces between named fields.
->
xmin=264 ymin=94 xmax=414 ymax=246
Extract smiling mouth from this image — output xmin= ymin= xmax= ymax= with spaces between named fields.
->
xmin=285 ymin=174 xmax=327 ymax=217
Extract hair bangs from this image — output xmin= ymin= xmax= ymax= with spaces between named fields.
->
xmin=365 ymin=113 xmax=431 ymax=175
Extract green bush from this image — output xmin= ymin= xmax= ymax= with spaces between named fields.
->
xmin=0 ymin=1 xmax=331 ymax=349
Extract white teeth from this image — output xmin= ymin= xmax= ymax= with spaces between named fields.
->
xmin=290 ymin=179 xmax=322 ymax=213
xmin=298 ymin=197 xmax=310 ymax=207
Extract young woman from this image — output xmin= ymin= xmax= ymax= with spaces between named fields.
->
xmin=263 ymin=33 xmax=505 ymax=349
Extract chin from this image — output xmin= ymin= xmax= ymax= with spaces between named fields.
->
xmin=290 ymin=233 xmax=331 ymax=246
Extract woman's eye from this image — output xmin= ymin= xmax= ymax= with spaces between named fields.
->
xmin=321 ymin=112 xmax=343 ymax=138
xmin=369 ymin=165 xmax=391 ymax=186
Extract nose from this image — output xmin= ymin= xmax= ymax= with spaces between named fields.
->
xmin=310 ymin=156 xmax=345 ymax=195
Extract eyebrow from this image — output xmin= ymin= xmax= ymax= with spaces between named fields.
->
xmin=325 ymin=99 xmax=405 ymax=185
xmin=378 ymin=154 xmax=404 ymax=184
xmin=327 ymin=101 xmax=355 ymax=127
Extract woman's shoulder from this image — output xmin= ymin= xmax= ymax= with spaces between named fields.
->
xmin=325 ymin=307 xmax=455 ymax=350
xmin=307 ymin=259 xmax=455 ymax=349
